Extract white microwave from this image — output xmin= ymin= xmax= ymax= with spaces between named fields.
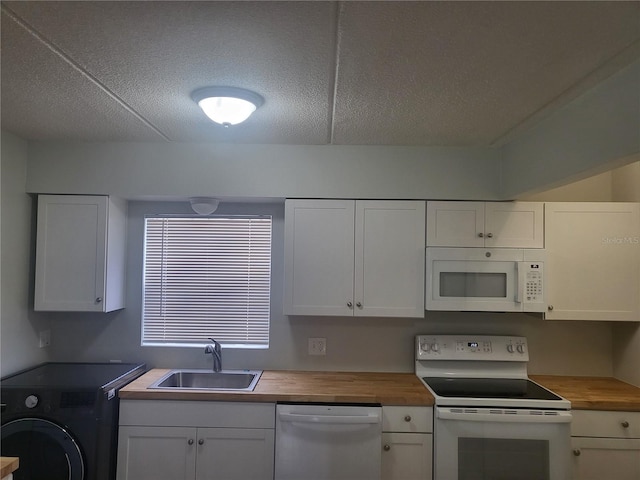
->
xmin=425 ymin=247 xmax=546 ymax=312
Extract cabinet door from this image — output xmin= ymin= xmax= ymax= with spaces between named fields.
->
xmin=354 ymin=201 xmax=425 ymax=317
xmin=117 ymin=426 xmax=197 ymax=480
xmin=426 ymin=201 xmax=484 ymax=247
xmin=284 ymin=200 xmax=355 ymax=316
xmin=381 ymin=432 xmax=432 ymax=480
xmin=545 ymin=202 xmax=640 ymax=321
xmin=572 ymin=437 xmax=640 ymax=480
xmin=195 ymin=428 xmax=274 ymax=480
xmin=35 ymin=195 xmax=108 ymax=311
xmin=484 ymin=202 xmax=544 ymax=248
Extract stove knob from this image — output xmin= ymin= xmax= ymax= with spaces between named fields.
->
xmin=517 ymin=344 xmax=526 ymax=354
xmin=420 ymin=342 xmax=430 ymax=353
xmin=507 ymin=344 xmax=515 ymax=353
xmin=25 ymin=395 xmax=39 ymax=409
xmin=431 ymin=343 xmax=440 ymax=353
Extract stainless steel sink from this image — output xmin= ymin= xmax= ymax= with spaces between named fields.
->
xmin=149 ymin=369 xmax=262 ymax=391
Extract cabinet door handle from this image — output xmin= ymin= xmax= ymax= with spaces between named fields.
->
xmin=573 ymin=449 xmax=581 ymax=456
xmin=383 ymin=444 xmax=391 ymax=451
xmin=356 ymin=302 xmax=362 ymax=308
xmin=621 ymin=421 xmax=630 ymax=428
xmin=404 ymin=415 xmax=412 ymax=422
xmin=477 ymin=232 xmax=484 ymax=238
xmin=486 ymin=233 xmax=493 ymax=238
xmin=548 ymin=305 xmax=554 ymax=311
xmin=188 ymin=439 xmax=194 ymax=445
xmin=198 ymin=439 xmax=204 ymax=445
xmin=96 ymin=297 xmax=103 ymax=303
xmin=347 ymin=301 xmax=353 ymax=308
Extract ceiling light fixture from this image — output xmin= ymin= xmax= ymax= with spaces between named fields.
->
xmin=190 ymin=197 xmax=220 ymax=215
xmin=192 ymin=87 xmax=264 ymax=127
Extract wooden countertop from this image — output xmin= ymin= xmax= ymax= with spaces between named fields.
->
xmin=0 ymin=457 xmax=19 ymax=478
xmin=532 ymin=375 xmax=640 ymax=411
xmin=120 ymin=369 xmax=640 ymax=411
xmin=120 ymin=369 xmax=434 ymax=406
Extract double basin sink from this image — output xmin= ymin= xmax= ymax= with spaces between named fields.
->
xmin=149 ymin=369 xmax=262 ymax=392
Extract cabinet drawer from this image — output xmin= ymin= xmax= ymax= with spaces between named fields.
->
xmin=382 ymin=406 xmax=432 ymax=433
xmin=572 ymin=410 xmax=640 ymax=438
xmin=119 ymin=400 xmax=275 ymax=429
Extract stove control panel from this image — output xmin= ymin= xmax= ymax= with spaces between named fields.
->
xmin=416 ymin=335 xmax=529 ymax=361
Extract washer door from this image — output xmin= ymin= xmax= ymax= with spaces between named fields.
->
xmin=1 ymin=418 xmax=85 ymax=480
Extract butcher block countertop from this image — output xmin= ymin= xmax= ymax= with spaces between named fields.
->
xmin=120 ymin=369 xmax=434 ymax=405
xmin=0 ymin=457 xmax=19 ymax=478
xmin=532 ymin=375 xmax=640 ymax=411
xmin=120 ymin=369 xmax=640 ymax=411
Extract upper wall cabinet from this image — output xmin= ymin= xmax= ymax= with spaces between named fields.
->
xmin=284 ymin=199 xmax=425 ymax=317
xmin=35 ymin=195 xmax=127 ymax=312
xmin=426 ymin=201 xmax=544 ymax=248
xmin=545 ymin=202 xmax=640 ymax=321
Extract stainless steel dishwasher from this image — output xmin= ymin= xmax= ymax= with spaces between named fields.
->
xmin=274 ymin=403 xmax=382 ymax=480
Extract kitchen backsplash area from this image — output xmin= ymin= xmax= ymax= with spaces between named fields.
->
xmin=33 ymin=200 xmax=615 ymax=378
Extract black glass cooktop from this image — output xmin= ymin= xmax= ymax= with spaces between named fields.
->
xmin=422 ymin=377 xmax=562 ymax=401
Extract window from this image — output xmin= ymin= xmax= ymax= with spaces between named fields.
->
xmin=142 ymin=215 xmax=271 ymax=348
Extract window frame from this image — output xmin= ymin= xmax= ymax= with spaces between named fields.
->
xmin=141 ymin=213 xmax=272 ymax=349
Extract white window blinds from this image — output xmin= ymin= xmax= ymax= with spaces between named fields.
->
xmin=142 ymin=216 xmax=271 ymax=347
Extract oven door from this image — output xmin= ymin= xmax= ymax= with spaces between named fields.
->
xmin=434 ymin=406 xmax=572 ymax=480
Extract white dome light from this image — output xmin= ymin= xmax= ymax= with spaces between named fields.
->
xmin=192 ymin=87 xmax=264 ymax=127
xmin=190 ymin=197 xmax=220 ymax=215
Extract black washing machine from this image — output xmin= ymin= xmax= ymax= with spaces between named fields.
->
xmin=1 ymin=362 xmax=146 ymax=480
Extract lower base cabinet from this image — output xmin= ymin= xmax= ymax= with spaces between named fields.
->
xmin=381 ymin=406 xmax=433 ymax=480
xmin=117 ymin=400 xmax=275 ymax=480
xmin=571 ymin=410 xmax=640 ymax=480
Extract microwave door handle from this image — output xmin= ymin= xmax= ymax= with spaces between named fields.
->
xmin=515 ymin=262 xmax=523 ymax=304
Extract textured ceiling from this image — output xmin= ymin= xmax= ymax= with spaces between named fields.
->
xmin=2 ymin=1 xmax=639 ymax=146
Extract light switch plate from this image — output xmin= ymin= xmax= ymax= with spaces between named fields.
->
xmin=39 ymin=329 xmax=51 ymax=348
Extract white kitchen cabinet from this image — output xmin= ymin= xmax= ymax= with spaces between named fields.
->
xmin=284 ymin=199 xmax=425 ymax=317
xmin=117 ymin=400 xmax=275 ymax=480
xmin=426 ymin=201 xmax=544 ymax=248
xmin=545 ymin=202 xmax=640 ymax=321
xmin=381 ymin=406 xmax=433 ymax=480
xmin=34 ymin=194 xmax=127 ymax=312
xmin=571 ymin=410 xmax=640 ymax=480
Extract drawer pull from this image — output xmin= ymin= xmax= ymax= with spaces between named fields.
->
xmin=621 ymin=421 xmax=630 ymax=428
xmin=404 ymin=415 xmax=412 ymax=422
xmin=383 ymin=444 xmax=391 ymax=451
xmin=573 ymin=449 xmax=581 ymax=457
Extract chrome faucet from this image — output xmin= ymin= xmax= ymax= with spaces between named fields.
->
xmin=204 ymin=338 xmax=222 ymax=372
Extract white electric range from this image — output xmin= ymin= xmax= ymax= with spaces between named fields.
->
xmin=415 ymin=334 xmax=572 ymax=480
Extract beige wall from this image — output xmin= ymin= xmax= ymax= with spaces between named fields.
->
xmin=1 ymin=132 xmax=50 ymax=376
xmin=523 ymin=161 xmax=640 ymax=387
xmin=611 ymin=161 xmax=640 ymax=387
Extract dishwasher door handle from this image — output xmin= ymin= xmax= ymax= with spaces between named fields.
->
xmin=278 ymin=412 xmax=380 ymax=425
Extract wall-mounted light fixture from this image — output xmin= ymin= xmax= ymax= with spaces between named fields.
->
xmin=192 ymin=87 xmax=264 ymax=127
xmin=190 ymin=197 xmax=220 ymax=215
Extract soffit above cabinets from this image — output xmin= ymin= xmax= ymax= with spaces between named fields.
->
xmin=2 ymin=1 xmax=639 ymax=145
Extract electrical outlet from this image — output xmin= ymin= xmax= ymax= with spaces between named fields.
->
xmin=39 ymin=329 xmax=51 ymax=348
xmin=308 ymin=337 xmax=326 ymax=356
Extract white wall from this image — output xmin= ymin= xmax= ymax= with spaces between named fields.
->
xmin=25 ymin=143 xmax=501 ymax=201
xmin=501 ymin=59 xmax=640 ymax=199
xmin=0 ymin=131 xmax=50 ymax=376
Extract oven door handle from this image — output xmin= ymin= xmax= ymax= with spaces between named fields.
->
xmin=437 ymin=409 xmax=572 ymax=424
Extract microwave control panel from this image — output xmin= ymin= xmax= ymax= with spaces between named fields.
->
xmin=416 ymin=335 xmax=529 ymax=361
xmin=523 ymin=263 xmax=544 ymax=304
